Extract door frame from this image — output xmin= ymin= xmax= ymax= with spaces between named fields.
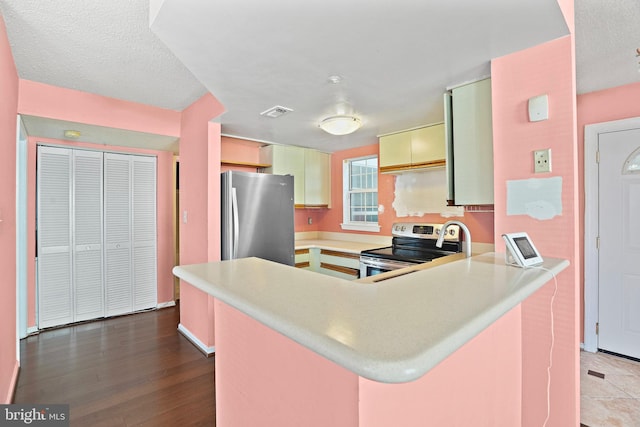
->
xmin=584 ymin=116 xmax=640 ymax=352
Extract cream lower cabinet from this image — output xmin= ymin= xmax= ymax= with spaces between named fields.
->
xmin=379 ymin=123 xmax=446 ymax=173
xmin=318 ymin=249 xmax=360 ymax=280
xmin=317 ymin=250 xmax=360 ymax=280
xmin=295 ymin=249 xmax=311 ymax=269
xmin=295 ymin=248 xmax=360 ymax=280
xmin=260 ymin=145 xmax=331 ymax=208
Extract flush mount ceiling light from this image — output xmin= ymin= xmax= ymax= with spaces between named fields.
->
xmin=318 ymin=115 xmax=362 ymax=136
xmin=64 ymin=130 xmax=81 ymax=139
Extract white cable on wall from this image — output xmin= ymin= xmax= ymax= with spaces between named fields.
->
xmin=528 ymin=265 xmax=558 ymax=427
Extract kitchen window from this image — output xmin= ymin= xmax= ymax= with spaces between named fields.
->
xmin=341 ymin=155 xmax=380 ymax=232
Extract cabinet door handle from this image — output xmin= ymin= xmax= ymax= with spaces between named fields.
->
xmin=232 ymin=188 xmax=239 ymax=259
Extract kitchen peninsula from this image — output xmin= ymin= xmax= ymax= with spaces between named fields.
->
xmin=173 ymin=253 xmax=568 ymax=426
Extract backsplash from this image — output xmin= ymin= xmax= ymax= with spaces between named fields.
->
xmin=392 ymin=169 xmax=464 ymax=218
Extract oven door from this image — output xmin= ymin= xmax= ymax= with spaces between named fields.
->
xmin=359 ymin=255 xmax=418 ymax=278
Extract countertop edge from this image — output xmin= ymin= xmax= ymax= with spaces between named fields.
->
xmin=294 ymin=239 xmax=386 ymax=254
xmin=173 ymin=254 xmax=569 ymax=383
xmin=344 ymin=258 xmax=569 ymax=383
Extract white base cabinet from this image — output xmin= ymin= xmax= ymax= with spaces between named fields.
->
xmin=37 ymin=146 xmax=157 ymax=329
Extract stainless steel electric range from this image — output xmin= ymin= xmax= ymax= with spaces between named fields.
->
xmin=359 ymin=222 xmax=462 ymax=278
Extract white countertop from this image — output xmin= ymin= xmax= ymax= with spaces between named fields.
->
xmin=295 ymin=238 xmax=385 ymax=254
xmin=173 ymin=253 xmax=568 ymax=383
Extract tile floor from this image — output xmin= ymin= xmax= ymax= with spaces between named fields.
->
xmin=581 ymin=350 xmax=640 ymax=427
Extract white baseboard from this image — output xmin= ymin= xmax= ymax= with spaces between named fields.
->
xmin=26 ymin=326 xmax=38 ymax=336
xmin=177 ymin=323 xmax=215 ymax=356
xmin=5 ymin=360 xmax=19 ymax=404
xmin=156 ymin=301 xmax=176 ymax=309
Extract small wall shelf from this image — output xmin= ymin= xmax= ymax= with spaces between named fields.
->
xmin=221 ymin=160 xmax=271 ymax=168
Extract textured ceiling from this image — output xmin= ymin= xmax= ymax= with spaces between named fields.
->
xmin=0 ymin=0 xmax=206 ymax=111
xmin=575 ymin=0 xmax=640 ymax=94
xmin=151 ymin=0 xmax=568 ymax=152
xmin=1 ymin=1 xmax=639 ymax=153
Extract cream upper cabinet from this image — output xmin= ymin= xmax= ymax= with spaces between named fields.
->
xmin=411 ymin=124 xmax=446 ymax=167
xmin=379 ymin=132 xmax=412 ymax=170
xmin=260 ymin=145 xmax=331 ymax=208
xmin=447 ymin=78 xmax=494 ymax=205
xmin=261 ymin=144 xmax=305 ymax=204
xmin=379 ymin=123 xmax=446 ymax=173
xmin=304 ymin=149 xmax=331 ymax=207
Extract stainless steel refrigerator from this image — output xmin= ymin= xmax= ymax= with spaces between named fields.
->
xmin=221 ymin=171 xmax=295 ymax=266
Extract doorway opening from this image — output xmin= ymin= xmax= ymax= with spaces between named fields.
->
xmin=584 ymin=116 xmax=640 ymax=357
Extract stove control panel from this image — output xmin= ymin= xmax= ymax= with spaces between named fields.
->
xmin=391 ymin=222 xmax=460 ymax=241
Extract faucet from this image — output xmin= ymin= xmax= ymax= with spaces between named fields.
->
xmin=436 ymin=220 xmax=472 ymax=258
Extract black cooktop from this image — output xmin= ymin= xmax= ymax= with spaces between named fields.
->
xmin=361 ymin=236 xmax=462 ymax=264
xmin=361 ymin=246 xmax=452 ymax=263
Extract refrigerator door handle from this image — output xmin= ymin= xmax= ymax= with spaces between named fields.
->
xmin=232 ymin=187 xmax=239 ymax=259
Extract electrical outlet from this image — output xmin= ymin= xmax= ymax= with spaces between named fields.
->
xmin=534 ymin=149 xmax=552 ymax=173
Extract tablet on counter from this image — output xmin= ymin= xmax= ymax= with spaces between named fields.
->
xmin=502 ymin=232 xmax=543 ymax=268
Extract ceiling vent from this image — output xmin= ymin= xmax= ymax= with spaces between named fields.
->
xmin=260 ymin=105 xmax=293 ymax=118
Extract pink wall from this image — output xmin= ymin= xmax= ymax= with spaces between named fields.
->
xmin=178 ymin=94 xmax=224 ymax=348
xmin=316 ymin=144 xmax=495 ymax=242
xmin=215 ymin=300 xmax=359 ymax=426
xmin=17 ymin=82 xmax=183 ymax=329
xmin=215 ymin=298 xmax=522 ymax=426
xmin=576 ymin=81 xmax=640 ymax=341
xmin=0 ymin=14 xmax=19 ymax=404
xmin=359 ymin=306 xmax=522 ymax=426
xmin=24 ymin=136 xmax=176 ymax=328
xmin=220 ymin=136 xmax=263 ymax=164
xmin=492 ymin=32 xmax=579 ymax=426
xmin=18 ymin=80 xmax=181 ymax=137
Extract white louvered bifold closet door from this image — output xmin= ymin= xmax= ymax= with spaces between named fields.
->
xmin=38 ymin=148 xmax=157 ymax=328
xmin=104 ymin=153 xmax=133 ymax=316
xmin=73 ymin=150 xmax=104 ymax=322
xmin=132 ymin=156 xmax=157 ymax=311
xmin=37 ymin=146 xmax=73 ymax=328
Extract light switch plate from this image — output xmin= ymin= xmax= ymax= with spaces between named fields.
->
xmin=534 ymin=149 xmax=552 ymax=173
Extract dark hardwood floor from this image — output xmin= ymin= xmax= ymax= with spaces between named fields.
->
xmin=14 ymin=305 xmax=216 ymax=426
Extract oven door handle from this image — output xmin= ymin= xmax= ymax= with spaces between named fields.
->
xmin=359 ymin=256 xmax=415 ymax=270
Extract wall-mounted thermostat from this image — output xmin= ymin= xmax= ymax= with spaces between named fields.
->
xmin=528 ymin=94 xmax=549 ymax=122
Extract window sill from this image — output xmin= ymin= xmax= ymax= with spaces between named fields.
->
xmin=340 ymin=223 xmax=381 ymax=232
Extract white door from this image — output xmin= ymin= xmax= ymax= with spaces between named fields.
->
xmin=104 ymin=153 xmax=133 ymax=316
xmin=37 ymin=146 xmax=73 ymax=328
xmin=104 ymin=153 xmax=157 ymax=315
xmin=598 ymin=128 xmax=640 ymax=358
xmin=131 ymin=155 xmax=157 ymax=311
xmin=73 ymin=150 xmax=104 ymax=322
xmin=38 ymin=147 xmax=105 ymax=328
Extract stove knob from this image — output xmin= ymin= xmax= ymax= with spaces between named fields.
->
xmin=449 ymin=229 xmax=455 ymax=236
